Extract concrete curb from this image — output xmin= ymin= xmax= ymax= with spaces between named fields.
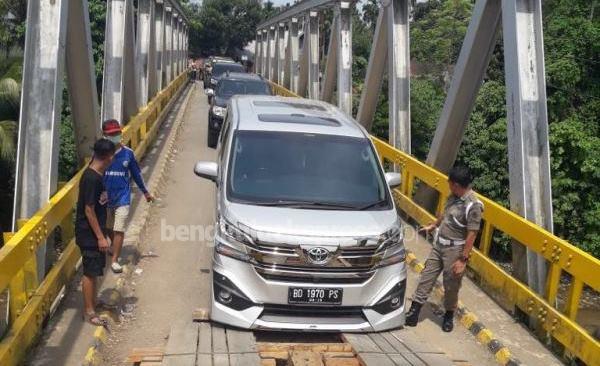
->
xmin=405 ymin=251 xmax=522 ymax=366
xmin=80 ymin=82 xmax=195 ymax=366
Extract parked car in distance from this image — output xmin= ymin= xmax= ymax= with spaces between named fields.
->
xmin=207 ymin=73 xmax=272 ymax=148
xmin=194 ymin=95 xmax=407 ymax=332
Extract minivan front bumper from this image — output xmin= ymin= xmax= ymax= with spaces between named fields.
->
xmin=210 ymin=253 xmax=407 ymax=332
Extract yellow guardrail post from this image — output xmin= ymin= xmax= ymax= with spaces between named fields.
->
xmin=545 ymin=264 xmax=561 ymax=307
xmin=564 ymin=279 xmax=583 ymax=320
xmin=7 ymin=220 xmax=39 ymax=325
xmin=0 ymin=73 xmax=189 ymax=366
xmin=264 ymin=81 xmax=600 ymax=365
xmin=479 ymin=221 xmax=494 ymax=256
xmin=369 ymin=135 xmax=600 ymax=365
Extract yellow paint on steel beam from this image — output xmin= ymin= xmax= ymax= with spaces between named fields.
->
xmin=565 ymin=278 xmax=583 ymax=321
xmin=0 ymin=241 xmax=80 ymax=366
xmin=545 ymin=263 xmax=561 ymax=305
xmin=0 ymin=73 xmax=189 ymax=366
xmin=268 ymin=81 xmax=600 ymax=365
xmin=479 ymin=221 xmax=494 ymax=256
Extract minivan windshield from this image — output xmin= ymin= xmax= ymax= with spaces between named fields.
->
xmin=227 ymin=131 xmax=391 ymax=210
xmin=212 ymin=63 xmax=245 ymax=77
xmin=217 ymin=80 xmax=270 ymax=98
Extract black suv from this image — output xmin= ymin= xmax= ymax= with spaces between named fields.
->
xmin=205 ymin=61 xmax=246 ymax=93
xmin=203 ymin=56 xmax=234 ymax=85
xmin=207 ymin=73 xmax=272 ymax=148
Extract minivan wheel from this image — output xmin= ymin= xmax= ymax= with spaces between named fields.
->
xmin=207 ymin=128 xmax=219 ymax=148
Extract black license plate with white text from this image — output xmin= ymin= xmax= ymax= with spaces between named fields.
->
xmin=288 ymin=287 xmax=343 ymax=305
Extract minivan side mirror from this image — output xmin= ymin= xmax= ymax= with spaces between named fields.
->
xmin=194 ymin=161 xmax=218 ymax=183
xmin=385 ymin=172 xmax=402 ymax=188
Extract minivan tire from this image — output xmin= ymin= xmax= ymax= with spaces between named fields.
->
xmin=207 ymin=128 xmax=219 ymax=148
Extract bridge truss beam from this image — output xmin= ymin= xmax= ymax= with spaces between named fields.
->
xmin=13 ymin=0 xmax=188 ymax=285
xmin=287 ymin=18 xmax=300 ymax=93
xmin=258 ymin=0 xmax=554 ymax=295
xmin=276 ymin=23 xmax=286 ymax=85
xmin=12 ymin=0 xmax=69 ymax=281
xmin=503 ymin=0 xmax=553 ymax=295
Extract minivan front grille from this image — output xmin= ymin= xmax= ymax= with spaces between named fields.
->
xmin=246 ymin=241 xmax=383 ymax=284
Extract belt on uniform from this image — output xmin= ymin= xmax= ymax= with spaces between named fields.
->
xmin=437 ymin=236 xmax=465 ymax=246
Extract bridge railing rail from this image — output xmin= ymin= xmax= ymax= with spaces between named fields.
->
xmin=268 ymin=80 xmax=600 ymax=365
xmin=0 ymin=72 xmax=188 ymax=366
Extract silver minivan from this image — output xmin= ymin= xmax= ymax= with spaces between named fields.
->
xmin=194 ymin=96 xmax=407 ymax=332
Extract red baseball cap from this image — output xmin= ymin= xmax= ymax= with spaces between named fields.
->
xmin=102 ymin=119 xmax=122 ymax=135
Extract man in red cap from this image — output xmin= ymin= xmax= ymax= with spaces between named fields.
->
xmin=102 ymin=119 xmax=154 ymax=273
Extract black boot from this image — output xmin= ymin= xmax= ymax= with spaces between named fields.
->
xmin=405 ymin=301 xmax=422 ymax=327
xmin=442 ymin=311 xmax=454 ymax=332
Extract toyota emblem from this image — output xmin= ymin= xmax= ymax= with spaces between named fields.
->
xmin=306 ymin=247 xmax=330 ymax=265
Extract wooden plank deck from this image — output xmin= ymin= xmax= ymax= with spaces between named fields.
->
xmin=155 ymin=320 xmax=458 ymax=366
xmin=341 ymin=330 xmax=455 ymax=366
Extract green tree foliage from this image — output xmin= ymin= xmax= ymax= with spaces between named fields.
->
xmin=0 ymin=78 xmax=19 ymax=163
xmin=0 ymin=0 xmax=26 ymax=58
xmin=188 ymin=0 xmax=267 ymax=57
xmin=88 ymin=0 xmax=107 ymax=91
xmin=360 ymin=0 xmax=599 ymax=257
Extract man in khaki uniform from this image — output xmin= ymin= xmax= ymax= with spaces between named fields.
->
xmin=405 ymin=166 xmax=483 ymax=332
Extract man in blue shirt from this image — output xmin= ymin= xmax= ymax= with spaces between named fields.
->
xmin=102 ymin=119 xmax=154 ymax=273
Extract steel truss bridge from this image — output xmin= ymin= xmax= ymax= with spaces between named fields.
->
xmin=0 ymin=0 xmax=598 ymax=365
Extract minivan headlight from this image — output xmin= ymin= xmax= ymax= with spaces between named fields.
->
xmin=215 ymin=217 xmax=257 ymax=264
xmin=212 ymin=106 xmax=226 ymax=117
xmin=375 ymin=245 xmax=406 ymax=268
xmin=374 ymin=224 xmax=406 ymax=268
xmin=218 ymin=217 xmax=254 ymax=245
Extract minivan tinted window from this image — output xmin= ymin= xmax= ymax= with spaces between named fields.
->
xmin=227 ymin=131 xmax=391 ymax=210
xmin=217 ymin=80 xmax=270 ymax=97
xmin=212 ymin=63 xmax=245 ymax=77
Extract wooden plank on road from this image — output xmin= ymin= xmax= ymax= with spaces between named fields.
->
xmin=195 ymin=354 xmax=212 ymax=366
xmin=197 ymin=322 xmax=212 ymax=354
xmin=229 ymin=353 xmax=261 ymax=366
xmin=213 ymin=353 xmax=230 ymax=366
xmin=387 ymin=354 xmax=413 ymax=366
xmin=395 ymin=352 xmax=426 ymax=366
xmin=165 ymin=321 xmax=199 ymax=356
xmin=380 ymin=333 xmax=411 ymax=354
xmin=162 ymin=354 xmax=196 ymax=366
xmin=212 ymin=325 xmax=228 ymax=354
xmin=289 ymin=350 xmax=324 ymax=366
xmin=226 ymin=328 xmax=257 ymax=353
xmin=357 ymin=353 xmax=394 ymax=366
xmin=341 ymin=334 xmax=381 ymax=353
xmin=368 ymin=333 xmax=397 ymax=353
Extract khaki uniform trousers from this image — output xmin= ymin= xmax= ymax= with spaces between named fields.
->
xmin=413 ymin=243 xmax=465 ymax=311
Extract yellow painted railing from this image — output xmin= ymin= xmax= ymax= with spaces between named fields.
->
xmin=0 ymin=72 xmax=188 ymax=366
xmin=268 ymin=81 xmax=600 ymax=365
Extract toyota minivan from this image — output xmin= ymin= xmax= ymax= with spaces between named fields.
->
xmin=194 ymin=96 xmax=407 ymax=332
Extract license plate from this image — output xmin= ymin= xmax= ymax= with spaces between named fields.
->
xmin=288 ymin=287 xmax=343 ymax=305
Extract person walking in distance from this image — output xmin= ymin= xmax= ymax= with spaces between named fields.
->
xmin=102 ymin=119 xmax=154 ymax=273
xmin=75 ymin=139 xmax=116 ymax=325
xmin=405 ymin=166 xmax=483 ymax=332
